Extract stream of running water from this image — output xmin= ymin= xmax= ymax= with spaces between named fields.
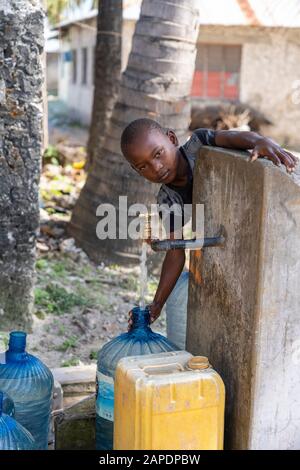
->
xmin=139 ymin=242 xmax=148 ymax=308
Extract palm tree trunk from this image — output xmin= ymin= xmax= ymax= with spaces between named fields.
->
xmin=0 ymin=0 xmax=44 ymax=330
xmin=70 ymin=0 xmax=200 ymax=263
xmin=87 ymin=0 xmax=122 ymax=168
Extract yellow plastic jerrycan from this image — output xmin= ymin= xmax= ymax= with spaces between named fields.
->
xmin=114 ymin=351 xmax=225 ymax=450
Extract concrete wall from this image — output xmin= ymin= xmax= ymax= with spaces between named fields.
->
xmin=187 ymin=146 xmax=300 ymax=449
xmin=240 ymin=29 xmax=300 ymax=148
xmin=197 ymin=25 xmax=300 ymax=148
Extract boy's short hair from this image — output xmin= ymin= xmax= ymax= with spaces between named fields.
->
xmin=120 ymin=118 xmax=165 ymax=155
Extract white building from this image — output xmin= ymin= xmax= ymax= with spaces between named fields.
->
xmin=54 ymin=1 xmax=139 ymax=125
xmin=52 ymin=0 xmax=300 ymax=147
xmin=45 ymin=28 xmax=59 ymax=94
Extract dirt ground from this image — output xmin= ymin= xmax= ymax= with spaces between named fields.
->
xmin=28 ymin=247 xmax=166 ymax=369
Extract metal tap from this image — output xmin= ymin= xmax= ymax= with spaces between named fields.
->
xmin=140 ymin=213 xmax=226 ymax=252
xmin=150 ymin=233 xmax=225 ymax=252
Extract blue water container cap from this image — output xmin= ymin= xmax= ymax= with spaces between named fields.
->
xmin=8 ymin=332 xmax=27 ymax=353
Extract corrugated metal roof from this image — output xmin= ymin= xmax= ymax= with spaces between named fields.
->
xmin=56 ymin=0 xmax=142 ymax=29
xmin=54 ymin=0 xmax=300 ymax=30
xmin=56 ymin=9 xmax=97 ymax=29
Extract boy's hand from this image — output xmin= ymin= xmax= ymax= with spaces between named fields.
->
xmin=148 ymin=301 xmax=163 ymax=324
xmin=127 ymin=301 xmax=162 ymax=331
xmin=249 ymin=138 xmax=298 ymax=173
xmin=128 ymin=309 xmax=134 ymax=331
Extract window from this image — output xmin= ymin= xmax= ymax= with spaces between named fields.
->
xmin=191 ymin=44 xmax=241 ymax=100
xmin=61 ymin=51 xmax=72 ymax=78
xmin=82 ymin=47 xmax=88 ymax=85
xmin=72 ymin=50 xmax=77 ymax=84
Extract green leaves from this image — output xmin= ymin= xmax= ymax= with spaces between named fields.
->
xmin=35 ymin=284 xmax=91 ymax=315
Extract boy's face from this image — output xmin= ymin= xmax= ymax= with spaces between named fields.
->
xmin=123 ymin=129 xmax=179 ymax=184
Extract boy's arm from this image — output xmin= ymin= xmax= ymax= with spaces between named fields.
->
xmin=214 ymin=130 xmax=298 ymax=173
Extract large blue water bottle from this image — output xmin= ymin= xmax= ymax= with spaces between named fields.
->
xmin=0 ymin=331 xmax=54 ymax=450
xmin=96 ymin=306 xmax=179 ymax=450
xmin=0 ymin=391 xmax=36 ymax=450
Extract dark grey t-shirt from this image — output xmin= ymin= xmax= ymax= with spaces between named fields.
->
xmin=157 ymin=128 xmax=216 ymax=233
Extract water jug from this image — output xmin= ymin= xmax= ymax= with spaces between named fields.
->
xmin=96 ymin=306 xmax=179 ymax=450
xmin=0 ymin=331 xmax=54 ymax=450
xmin=0 ymin=391 xmax=36 ymax=450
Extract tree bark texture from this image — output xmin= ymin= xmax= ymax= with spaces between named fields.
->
xmin=0 ymin=0 xmax=44 ymax=330
xmin=87 ymin=0 xmax=122 ymax=168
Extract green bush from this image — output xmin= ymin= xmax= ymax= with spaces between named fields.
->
xmin=35 ymin=284 xmax=92 ymax=315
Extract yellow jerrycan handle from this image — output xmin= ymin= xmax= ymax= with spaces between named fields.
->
xmin=142 ymin=362 xmax=185 ymax=375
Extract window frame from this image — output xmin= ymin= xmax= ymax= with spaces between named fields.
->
xmin=192 ymin=43 xmax=242 ymax=101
